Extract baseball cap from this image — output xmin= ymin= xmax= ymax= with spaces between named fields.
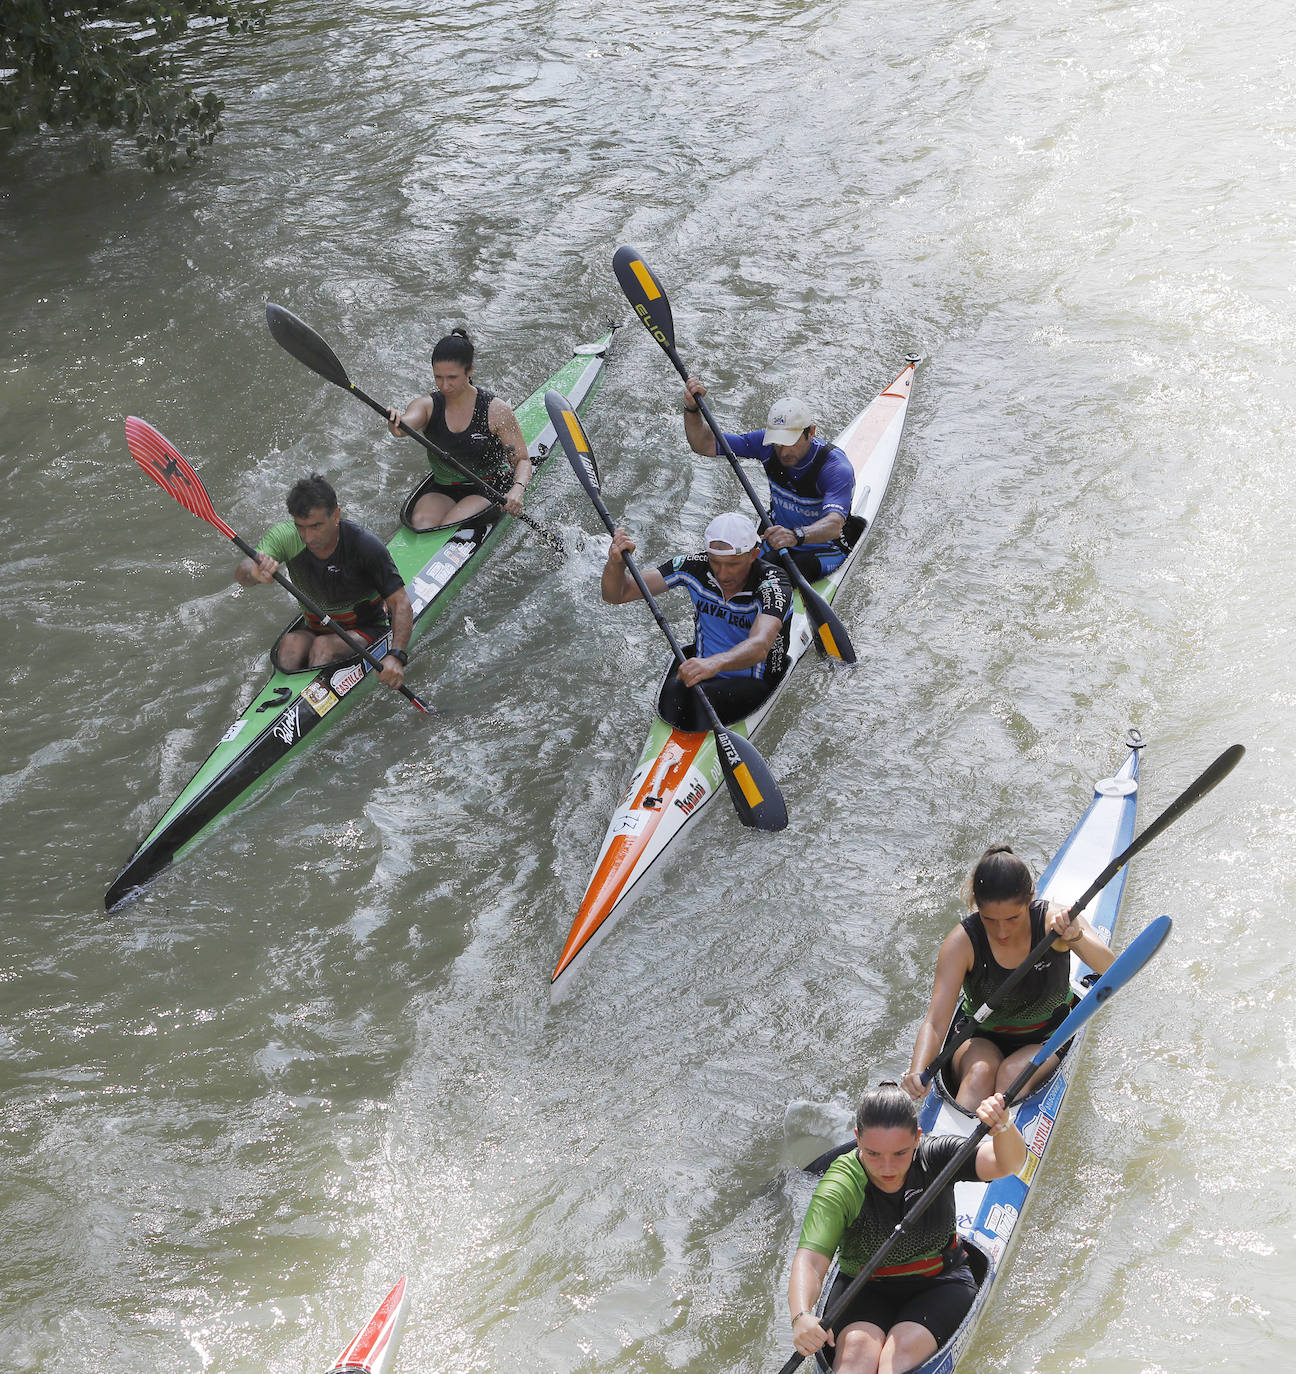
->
xmin=704 ymin=512 xmax=760 ymax=555
xmin=763 ymin=396 xmax=814 ymax=446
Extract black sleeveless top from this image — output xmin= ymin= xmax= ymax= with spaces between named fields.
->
xmin=959 ymin=898 xmax=1072 ymax=1034
xmin=422 ymin=387 xmax=512 ymax=487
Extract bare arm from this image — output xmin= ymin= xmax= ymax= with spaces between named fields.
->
xmin=234 ymin=551 xmax=278 ymax=587
xmin=973 ymin=1093 xmax=1027 ymax=1180
xmin=682 ymin=376 xmax=719 ymax=455
xmin=376 ymin=587 xmax=413 ymax=689
xmin=387 ymin=394 xmax=434 ymax=436
xmin=489 ymin=396 xmax=533 ymax=516
xmin=601 ymin=528 xmax=667 ymax=604
xmin=788 ymin=1248 xmax=835 ymax=1358
xmin=677 ymin=611 xmax=782 ymax=687
xmin=903 ymin=926 xmax=974 ymax=1098
xmin=766 ymin=509 xmax=846 ymax=551
xmin=1046 ymin=901 xmax=1116 ymax=975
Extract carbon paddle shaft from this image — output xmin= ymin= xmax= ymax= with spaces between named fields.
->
xmin=781 ymin=916 xmax=1173 ymax=1374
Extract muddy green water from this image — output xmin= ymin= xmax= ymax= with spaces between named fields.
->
xmin=2 ymin=1 xmax=1293 ymax=1370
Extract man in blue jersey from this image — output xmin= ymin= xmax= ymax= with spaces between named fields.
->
xmin=682 ymin=378 xmax=855 ymax=580
xmin=235 ymin=473 xmax=412 ymax=687
xmin=601 ymin=511 xmax=793 ymax=731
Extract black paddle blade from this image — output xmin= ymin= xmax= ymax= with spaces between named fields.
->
xmin=545 ymin=389 xmax=603 ymax=499
xmin=1067 ymin=742 xmax=1246 ymax=918
xmin=716 ymin=726 xmax=788 ymax=831
xmin=612 ymin=245 xmax=677 ymax=353
xmin=266 ymin=302 xmax=352 ymax=389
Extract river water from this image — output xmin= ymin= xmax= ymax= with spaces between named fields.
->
xmin=2 ymin=1 xmax=1293 ymax=1370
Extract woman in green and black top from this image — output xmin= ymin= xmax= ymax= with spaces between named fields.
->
xmin=902 ymin=845 xmax=1116 ymax=1111
xmin=387 ymin=328 xmax=533 ymax=531
xmin=788 ymin=1084 xmax=1025 ymax=1373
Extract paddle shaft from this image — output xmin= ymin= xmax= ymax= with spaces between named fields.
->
xmin=785 ymin=916 xmax=1173 ymax=1374
xmin=234 ymin=532 xmax=431 ymax=714
xmin=919 ymin=742 xmax=1242 ymax=1086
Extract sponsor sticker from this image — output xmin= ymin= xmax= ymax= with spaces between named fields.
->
xmin=272 ymin=704 xmax=301 ymax=746
xmin=330 ymin=662 xmax=365 ymax=695
xmin=981 ymin=1201 xmax=1019 ymax=1241
xmin=673 ymin=780 xmax=707 ymax=815
xmin=1029 ymin=1114 xmax=1055 ymax=1156
xmin=220 ymin=721 xmax=247 ymax=744
xmin=301 ymin=681 xmax=338 ymax=717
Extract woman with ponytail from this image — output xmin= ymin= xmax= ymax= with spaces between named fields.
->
xmin=902 ymin=845 xmax=1116 ymax=1109
xmin=788 ymin=1082 xmax=1025 ymax=1373
xmin=387 ymin=328 xmax=533 ymax=530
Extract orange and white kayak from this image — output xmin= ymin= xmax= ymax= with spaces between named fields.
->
xmin=326 ymin=1276 xmax=409 ymax=1374
xmin=552 ymin=356 xmax=920 ymax=998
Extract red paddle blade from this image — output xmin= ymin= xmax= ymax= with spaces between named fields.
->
xmin=124 ymin=417 xmax=236 ymax=541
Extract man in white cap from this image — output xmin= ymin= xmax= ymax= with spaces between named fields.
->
xmin=600 ymin=511 xmax=794 ymax=730
xmin=682 ymin=377 xmax=856 ymax=579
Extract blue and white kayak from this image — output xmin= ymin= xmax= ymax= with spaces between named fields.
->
xmin=815 ymin=730 xmax=1145 ymax=1374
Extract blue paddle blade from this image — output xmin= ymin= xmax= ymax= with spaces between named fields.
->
xmin=1035 ymin=915 xmax=1173 ymax=1066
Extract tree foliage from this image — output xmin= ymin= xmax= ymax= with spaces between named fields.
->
xmin=0 ymin=1 xmax=268 ymax=171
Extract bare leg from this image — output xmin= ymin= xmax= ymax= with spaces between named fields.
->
xmin=275 ymin=629 xmax=315 ymax=671
xmin=880 ymin=1320 xmax=938 ymax=1374
xmin=996 ymin=1043 xmax=1058 ymax=1098
xmin=412 ymin=489 xmax=494 ymax=530
xmin=833 ymin=1320 xmax=886 ymax=1374
xmin=306 ymin=632 xmax=369 ymax=668
xmin=952 ymin=1037 xmax=1003 ymax=1111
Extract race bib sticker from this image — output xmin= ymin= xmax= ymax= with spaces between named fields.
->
xmin=220 ymin=721 xmax=247 ymax=744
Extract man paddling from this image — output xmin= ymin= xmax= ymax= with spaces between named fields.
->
xmin=601 ymin=511 xmax=793 ymax=730
xmin=682 ymin=380 xmax=855 ymax=580
xmin=236 ymin=473 xmax=412 ymax=687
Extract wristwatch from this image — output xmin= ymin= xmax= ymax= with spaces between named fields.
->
xmin=389 ymin=648 xmax=409 ymax=666
xmin=794 ymin=526 xmax=807 ymax=546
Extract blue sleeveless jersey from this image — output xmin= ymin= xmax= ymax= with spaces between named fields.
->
xmin=656 ymin=552 xmax=793 ymax=680
xmin=725 ymin=430 xmax=855 ymax=572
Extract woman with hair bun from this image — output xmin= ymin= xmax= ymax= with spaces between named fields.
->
xmin=902 ymin=844 xmax=1116 ymax=1109
xmin=788 ymin=1082 xmax=1025 ymax=1373
xmin=387 ymin=327 xmax=533 ymax=530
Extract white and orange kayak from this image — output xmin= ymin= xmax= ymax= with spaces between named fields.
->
xmin=326 ymin=1276 xmax=409 ymax=1374
xmin=552 ymin=356 xmax=920 ymax=998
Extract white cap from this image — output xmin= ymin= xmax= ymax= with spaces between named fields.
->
xmin=763 ymin=395 xmax=814 ymax=446
xmin=704 ymin=512 xmax=760 ymax=555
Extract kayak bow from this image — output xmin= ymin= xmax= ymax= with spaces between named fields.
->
xmin=326 ymin=1276 xmax=409 ymax=1374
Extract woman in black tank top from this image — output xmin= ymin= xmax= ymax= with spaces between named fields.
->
xmin=901 ymin=845 xmax=1117 ymax=1111
xmin=386 ymin=328 xmax=533 ymax=531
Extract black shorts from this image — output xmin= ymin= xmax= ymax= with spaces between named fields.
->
xmin=657 ymin=669 xmax=777 ymax=730
xmin=825 ymin=1265 xmax=976 ymax=1347
xmin=965 ymin=1005 xmax=1073 ymax=1059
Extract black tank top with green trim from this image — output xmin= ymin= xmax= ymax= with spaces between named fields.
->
xmin=959 ymin=898 xmax=1072 ymax=1034
xmin=422 ymin=387 xmax=512 ymax=488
